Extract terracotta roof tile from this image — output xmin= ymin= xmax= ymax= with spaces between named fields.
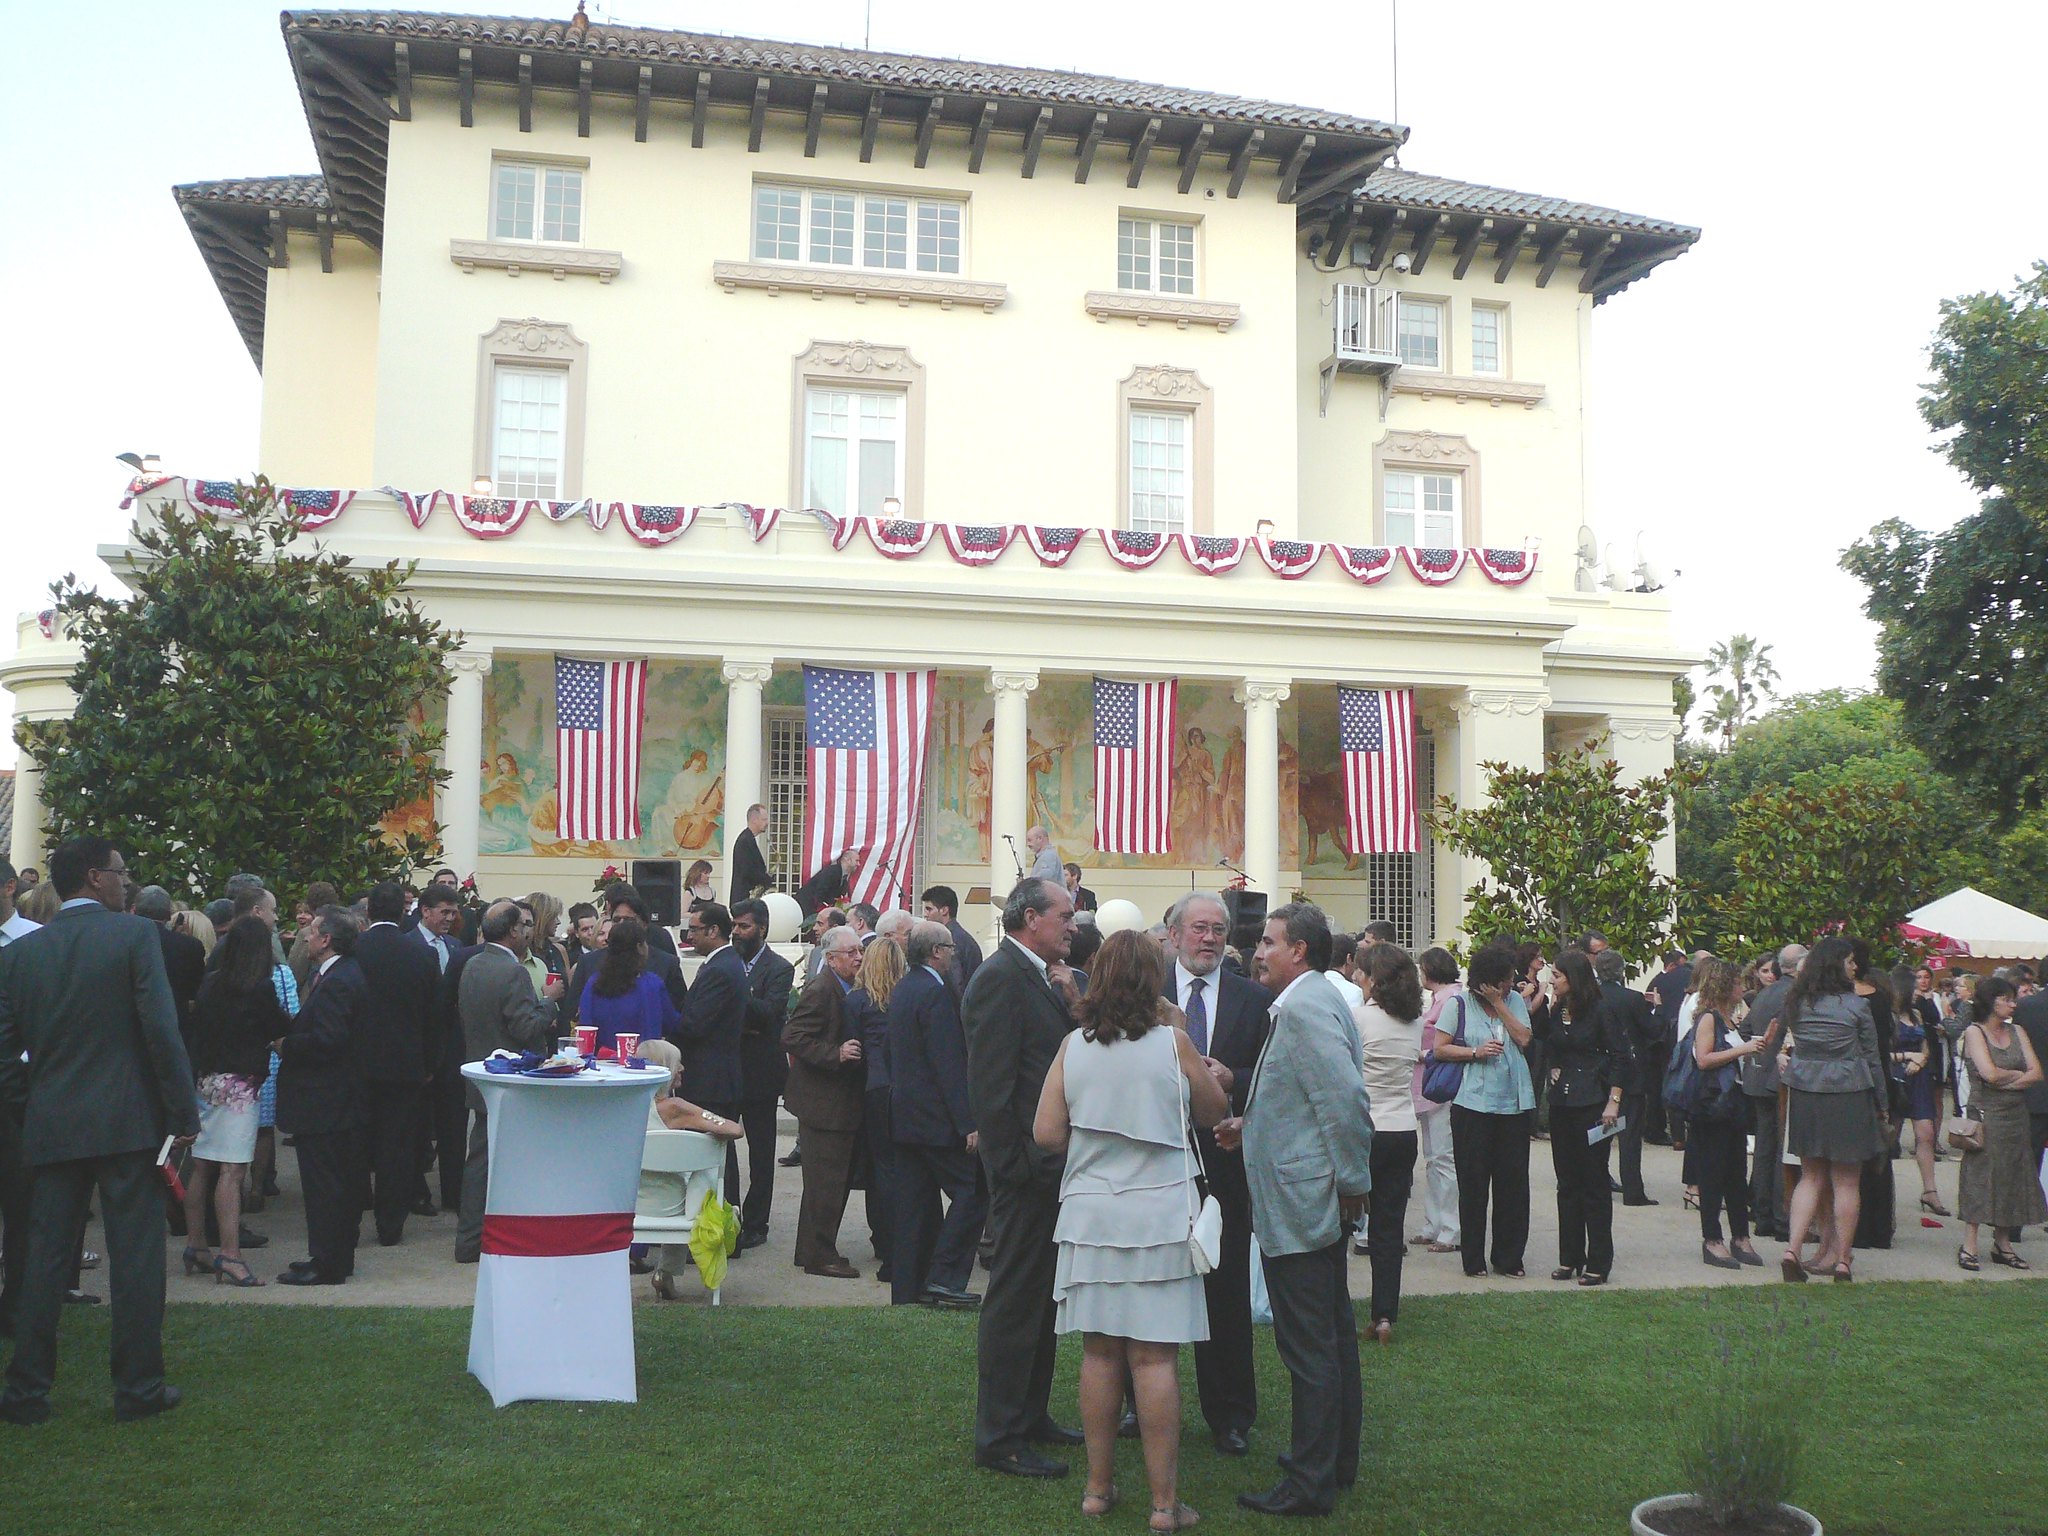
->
xmin=175 ymin=175 xmax=331 ymax=210
xmin=1357 ymin=166 xmax=1699 ymax=241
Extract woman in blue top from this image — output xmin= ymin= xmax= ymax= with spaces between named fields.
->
xmin=579 ymin=917 xmax=681 ymax=1057
xmin=1431 ymin=941 xmax=1536 ymax=1278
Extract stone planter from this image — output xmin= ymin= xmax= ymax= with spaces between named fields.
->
xmin=1630 ymin=1493 xmax=1822 ymax=1536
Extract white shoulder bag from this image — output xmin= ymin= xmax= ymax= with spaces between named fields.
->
xmin=1175 ymin=1033 xmax=1225 ymax=1275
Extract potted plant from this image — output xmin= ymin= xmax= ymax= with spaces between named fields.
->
xmin=1631 ymin=1304 xmax=1828 ymax=1536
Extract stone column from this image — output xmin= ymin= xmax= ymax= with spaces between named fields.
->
xmin=1605 ymin=712 xmax=1682 ymax=884
xmin=440 ymin=649 xmax=493 ymax=879
xmin=722 ymin=658 xmax=774 ymax=892
xmin=988 ymin=669 xmax=1039 ymax=913
xmin=1234 ymin=678 xmax=1291 ymax=899
xmin=8 ymin=750 xmax=43 ymax=876
xmin=1443 ymin=687 xmax=1550 ymax=936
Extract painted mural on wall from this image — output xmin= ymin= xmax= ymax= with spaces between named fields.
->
xmin=378 ymin=690 xmax=447 ymax=853
xmin=476 ymin=656 xmax=728 ymax=858
xmin=927 ymin=676 xmax=1305 ymax=873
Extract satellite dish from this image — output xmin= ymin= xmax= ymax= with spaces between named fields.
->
xmin=1600 ymin=543 xmax=1629 ymax=591
xmin=1632 ymin=534 xmax=1667 ymax=593
xmin=1575 ymin=524 xmax=1598 ymax=566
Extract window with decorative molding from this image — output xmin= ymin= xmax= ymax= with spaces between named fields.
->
xmin=1470 ymin=304 xmax=1507 ymax=376
xmin=1373 ymin=431 xmax=1478 ymax=547
xmin=1383 ymin=470 xmax=1461 ymax=548
xmin=492 ymin=161 xmax=583 ymax=243
xmin=1117 ymin=365 xmax=1213 ymax=536
xmin=474 ymin=319 xmax=588 ymax=500
xmin=1396 ymin=296 xmax=1444 ymax=369
xmin=753 ymin=183 xmax=964 ymax=275
xmin=805 ymin=386 xmax=905 ymax=520
xmin=1127 ymin=409 xmax=1191 ymax=534
xmin=1117 ymin=217 xmax=1197 ymax=295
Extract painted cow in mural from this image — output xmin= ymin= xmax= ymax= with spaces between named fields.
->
xmin=1298 ymin=768 xmax=1359 ymax=871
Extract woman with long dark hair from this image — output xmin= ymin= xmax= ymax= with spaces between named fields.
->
xmin=182 ymin=915 xmax=290 ymax=1287
xmin=1535 ymin=948 xmax=1630 ymax=1285
xmin=1954 ymin=977 xmax=2048 ymax=1271
xmin=578 ymin=917 xmax=681 ymax=1056
xmin=1033 ymin=929 xmax=1227 ymax=1532
xmin=1354 ymin=941 xmax=1423 ymax=1339
xmin=848 ymin=936 xmax=909 ymax=1285
xmin=1434 ymin=941 xmax=1537 ymax=1279
xmin=1690 ymin=958 xmax=1766 ymax=1269
xmin=1779 ymin=937 xmax=1884 ymax=1282
xmin=1848 ymin=938 xmax=1899 ymax=1252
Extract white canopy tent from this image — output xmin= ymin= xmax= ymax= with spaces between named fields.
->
xmin=1907 ymin=886 xmax=2048 ymax=961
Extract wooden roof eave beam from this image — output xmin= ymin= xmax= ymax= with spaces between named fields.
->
xmin=635 ymin=64 xmax=651 ymax=142
xmin=968 ymin=99 xmax=998 ymax=173
xmin=1451 ymin=216 xmax=1493 ymax=280
xmin=804 ymin=82 xmax=828 ymax=157
xmin=458 ymin=46 xmax=473 ymax=127
xmin=692 ymin=71 xmax=710 ymax=148
xmin=1491 ymin=220 xmax=1532 ymax=283
xmin=1534 ymin=225 xmax=1578 ymax=287
xmin=860 ymin=90 xmax=884 ymax=163
xmin=1404 ymin=211 xmax=1445 ymax=274
xmin=393 ymin=41 xmax=411 ymax=121
xmin=518 ymin=53 xmax=533 ymax=133
xmin=1225 ymin=127 xmax=1263 ymax=198
xmin=1589 ymin=243 xmax=1679 ymax=299
xmin=577 ymin=59 xmax=593 ymax=138
xmin=292 ymin=37 xmax=396 ymax=125
xmin=747 ymin=76 xmax=770 ymax=152
xmin=1576 ymin=231 xmax=1623 ymax=293
xmin=1366 ymin=208 xmax=1406 ymax=270
xmin=316 ymin=212 xmax=335 ymax=273
xmin=1074 ymin=111 xmax=1106 ymax=183
xmin=185 ymin=208 xmax=274 ymax=275
xmin=1021 ymin=105 xmax=1053 ymax=178
xmin=267 ymin=209 xmax=288 ymax=269
xmin=1323 ymin=200 xmax=1363 ymax=263
xmin=1276 ymin=133 xmax=1316 ymax=202
xmin=1289 ymin=142 xmax=1398 ymax=206
xmin=1127 ymin=116 xmax=1161 ymax=188
xmin=1176 ymin=121 xmax=1213 ymax=194
xmin=915 ymin=94 xmax=945 ymax=169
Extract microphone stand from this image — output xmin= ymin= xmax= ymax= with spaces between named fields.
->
xmin=1001 ymin=834 xmax=1026 ymax=879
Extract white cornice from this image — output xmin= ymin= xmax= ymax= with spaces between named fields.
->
xmin=450 ymin=239 xmax=622 ymax=282
xmin=1083 ymin=291 xmax=1241 ymax=332
xmin=1389 ymin=372 xmax=1545 ymax=409
xmin=712 ymin=260 xmax=1007 ymax=312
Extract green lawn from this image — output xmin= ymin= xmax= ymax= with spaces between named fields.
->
xmin=7 ymin=1283 xmax=2045 ymax=1535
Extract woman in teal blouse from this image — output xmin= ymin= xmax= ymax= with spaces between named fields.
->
xmin=1430 ymin=941 xmax=1537 ymax=1277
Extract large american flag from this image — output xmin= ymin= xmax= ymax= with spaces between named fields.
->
xmin=555 ymin=656 xmax=647 ymax=842
xmin=802 ymin=665 xmax=935 ymax=907
xmin=1342 ymin=686 xmax=1418 ymax=854
xmin=1094 ymin=677 xmax=1177 ymax=854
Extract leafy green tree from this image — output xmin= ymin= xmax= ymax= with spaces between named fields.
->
xmin=1919 ymin=259 xmax=2048 ymax=521
xmin=1672 ymin=673 xmax=1696 ymax=736
xmin=1428 ymin=745 xmax=1691 ymax=963
xmin=1703 ymin=634 xmax=1779 ymax=745
xmin=16 ymin=479 xmax=457 ymax=899
xmin=1714 ymin=779 xmax=1926 ymax=966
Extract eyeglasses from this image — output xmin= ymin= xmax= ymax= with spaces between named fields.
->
xmin=935 ymin=942 xmax=956 ymax=950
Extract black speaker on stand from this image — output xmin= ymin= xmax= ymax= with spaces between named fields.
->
xmin=629 ymin=859 xmax=683 ymax=929
xmin=1222 ymin=889 xmax=1268 ymax=953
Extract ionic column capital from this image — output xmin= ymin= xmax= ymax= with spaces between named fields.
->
xmin=721 ymin=658 xmax=775 ymax=689
xmin=446 ymin=648 xmax=494 ymax=679
xmin=1233 ymin=678 xmax=1292 ymax=708
xmin=988 ymin=669 xmax=1040 ymax=698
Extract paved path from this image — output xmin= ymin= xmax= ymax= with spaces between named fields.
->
xmin=114 ymin=1117 xmax=2038 ymax=1312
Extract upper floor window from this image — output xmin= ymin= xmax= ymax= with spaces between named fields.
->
xmin=492 ymin=365 xmax=567 ymax=499
xmin=1396 ymin=297 xmax=1443 ymax=370
xmin=1127 ymin=408 xmax=1191 ymax=534
xmin=1471 ymin=304 xmax=1506 ymax=376
xmin=1118 ymin=218 xmax=1196 ymax=295
xmin=806 ymin=386 xmax=905 ymax=520
xmin=754 ymin=184 xmax=963 ymax=275
xmin=492 ymin=161 xmax=582 ymax=243
xmin=1383 ymin=469 xmax=1460 ymax=547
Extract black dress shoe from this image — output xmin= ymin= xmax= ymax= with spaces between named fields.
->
xmin=1621 ymin=1196 xmax=1660 ymax=1207
xmin=114 ymin=1387 xmax=181 ymax=1424
xmin=778 ymin=1149 xmax=802 ymax=1167
xmin=876 ymin=1265 xmax=893 ymax=1283
xmin=1237 ymin=1481 xmax=1331 ymax=1517
xmin=1214 ymin=1427 xmax=1250 ymax=1456
xmin=629 ymin=1253 xmax=655 ymax=1275
xmin=276 ymin=1269 xmax=345 ymax=1287
xmin=0 ymin=1398 xmax=51 ymax=1426
xmin=1118 ymin=1409 xmax=1141 ymax=1439
xmin=238 ymin=1225 xmax=269 ymax=1250
xmin=63 ymin=1290 xmax=101 ymax=1306
xmin=412 ymin=1198 xmax=439 ymax=1218
xmin=287 ymin=1257 xmax=317 ymax=1273
xmin=976 ymin=1448 xmax=1069 ymax=1479
xmin=1026 ymin=1419 xmax=1086 ymax=1446
xmin=737 ymin=1229 xmax=769 ymax=1252
xmin=1608 ymin=1178 xmax=1625 ymax=1193
xmin=923 ymin=1283 xmax=982 ymax=1308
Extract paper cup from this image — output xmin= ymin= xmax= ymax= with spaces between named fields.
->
xmin=573 ymin=1025 xmax=599 ymax=1057
xmin=615 ymin=1032 xmax=640 ymax=1064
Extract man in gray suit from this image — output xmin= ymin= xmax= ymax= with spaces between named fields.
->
xmin=453 ymin=900 xmax=563 ymax=1263
xmin=0 ymin=836 xmax=200 ymax=1425
xmin=1221 ymin=902 xmax=1372 ymax=1516
xmin=1741 ymin=944 xmax=1804 ymax=1242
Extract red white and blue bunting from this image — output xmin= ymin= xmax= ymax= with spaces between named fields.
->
xmin=124 ymin=476 xmax=1541 ymax=590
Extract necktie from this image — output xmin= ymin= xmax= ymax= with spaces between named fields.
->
xmin=1185 ymin=977 xmax=1209 ymax=1054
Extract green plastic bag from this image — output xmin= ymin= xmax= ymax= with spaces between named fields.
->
xmin=690 ymin=1190 xmax=740 ymax=1291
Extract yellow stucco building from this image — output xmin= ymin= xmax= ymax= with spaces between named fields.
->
xmin=5 ymin=10 xmax=1699 ymax=942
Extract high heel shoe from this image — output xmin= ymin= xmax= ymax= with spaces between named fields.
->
xmin=180 ymin=1247 xmax=212 ymax=1276
xmin=213 ymin=1254 xmax=263 ymax=1288
xmin=1991 ymin=1245 xmax=2031 ymax=1270
xmin=1780 ymin=1250 xmax=1808 ymax=1283
xmin=1831 ymin=1261 xmax=1853 ymax=1284
xmin=1920 ymin=1194 xmax=1952 ymax=1216
xmin=1682 ymin=1191 xmax=1700 ymax=1211
xmin=1702 ymin=1242 xmax=1741 ymax=1271
xmin=1957 ymin=1244 xmax=1981 ymax=1272
xmin=1368 ymin=1318 xmax=1393 ymax=1345
xmin=1549 ymin=1265 xmax=1581 ymax=1281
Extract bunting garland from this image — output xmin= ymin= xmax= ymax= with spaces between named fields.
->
xmin=123 ymin=476 xmax=1542 ymax=591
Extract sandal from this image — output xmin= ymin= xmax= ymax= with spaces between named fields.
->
xmin=1682 ymin=1190 xmax=1700 ymax=1211
xmin=1919 ymin=1194 xmax=1952 ymax=1216
xmin=1957 ymin=1244 xmax=1981 ymax=1272
xmin=1426 ymin=1241 xmax=1459 ymax=1254
xmin=1831 ymin=1261 xmax=1853 ymax=1284
xmin=181 ymin=1246 xmax=213 ymax=1276
xmin=213 ymin=1254 xmax=263 ymax=1288
xmin=1081 ymin=1487 xmax=1119 ymax=1518
xmin=1780 ymin=1251 xmax=1808 ymax=1283
xmin=1992 ymin=1245 xmax=2031 ymax=1270
xmin=1148 ymin=1501 xmax=1200 ymax=1532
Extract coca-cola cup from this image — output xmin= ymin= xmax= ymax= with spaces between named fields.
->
xmin=615 ymin=1032 xmax=640 ymax=1065
xmin=574 ymin=1025 xmax=598 ymax=1058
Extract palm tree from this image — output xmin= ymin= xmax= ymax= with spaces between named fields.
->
xmin=1704 ymin=688 xmax=1744 ymax=748
xmin=1704 ymin=634 xmax=1780 ymax=744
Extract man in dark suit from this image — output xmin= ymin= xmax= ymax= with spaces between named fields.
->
xmin=2013 ymin=976 xmax=2048 ymax=1206
xmin=1595 ymin=948 xmax=1664 ymax=1207
xmin=605 ymin=881 xmax=682 ymax=962
xmin=1062 ymin=864 xmax=1098 ymax=914
xmin=352 ymin=882 xmax=440 ymax=1246
xmin=1738 ymin=945 xmax=1803 ymax=1239
xmin=730 ymin=803 xmax=772 ymax=905
xmin=135 ymin=886 xmax=206 ymax=1048
xmin=0 ymin=836 xmax=198 ymax=1425
xmin=415 ymin=885 xmax=473 ymax=1216
xmin=890 ymin=922 xmax=985 ymax=1308
xmin=965 ymin=877 xmax=1083 ymax=1479
xmin=782 ymin=928 xmax=867 ymax=1277
xmin=1163 ymin=891 xmax=1273 ymax=1457
xmin=1642 ymin=951 xmax=1692 ymax=1143
xmin=794 ymin=848 xmax=859 ymax=916
xmin=732 ymin=899 xmax=793 ymax=1250
xmin=454 ymin=901 xmax=565 ymax=1263
xmin=274 ymin=906 xmax=373 ymax=1287
xmin=921 ymin=885 xmax=984 ymax=992
xmin=679 ymin=903 xmax=749 ymax=1209
xmin=567 ymin=901 xmax=687 ymax=1024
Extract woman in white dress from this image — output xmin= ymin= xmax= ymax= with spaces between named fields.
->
xmin=1034 ymin=930 xmax=1229 ymax=1532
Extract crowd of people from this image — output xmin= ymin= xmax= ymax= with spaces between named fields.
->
xmin=3 ymin=833 xmax=2046 ymax=1521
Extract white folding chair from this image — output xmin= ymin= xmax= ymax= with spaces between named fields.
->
xmin=633 ymin=1127 xmax=731 ymax=1306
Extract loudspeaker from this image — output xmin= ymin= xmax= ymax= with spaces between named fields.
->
xmin=1222 ymin=889 xmax=1268 ymax=953
xmin=629 ymin=859 xmax=683 ymax=928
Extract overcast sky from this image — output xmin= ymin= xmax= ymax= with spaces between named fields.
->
xmin=4 ymin=0 xmax=2039 ymax=765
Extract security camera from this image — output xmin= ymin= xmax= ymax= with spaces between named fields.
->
xmin=1391 ymin=251 xmax=1413 ymax=274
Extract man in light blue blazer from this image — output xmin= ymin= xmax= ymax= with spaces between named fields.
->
xmin=1226 ymin=902 xmax=1372 ymax=1517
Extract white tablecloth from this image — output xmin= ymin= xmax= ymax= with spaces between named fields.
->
xmin=460 ymin=1060 xmax=663 ymax=1407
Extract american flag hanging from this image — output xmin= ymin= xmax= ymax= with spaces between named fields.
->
xmin=555 ymin=656 xmax=648 ymax=842
xmin=1341 ymin=686 xmax=1418 ymax=854
xmin=802 ymin=665 xmax=936 ymax=908
xmin=1094 ymin=677 xmax=1177 ymax=855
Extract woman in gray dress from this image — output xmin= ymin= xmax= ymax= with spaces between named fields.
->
xmin=1034 ymin=929 xmax=1228 ymax=1532
xmin=1955 ymin=978 xmax=2047 ymax=1271
xmin=1779 ymin=937 xmax=1885 ymax=1284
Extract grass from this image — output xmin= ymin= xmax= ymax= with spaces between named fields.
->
xmin=7 ymin=1282 xmax=2046 ymax=1536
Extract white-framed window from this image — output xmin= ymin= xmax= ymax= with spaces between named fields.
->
xmin=491 ymin=161 xmax=583 ymax=243
xmin=492 ymin=365 xmax=567 ymax=498
xmin=1471 ymin=304 xmax=1506 ymax=376
xmin=1383 ymin=469 xmax=1461 ymax=547
xmin=1117 ymin=217 xmax=1196 ymax=295
xmin=1396 ymin=296 xmax=1444 ymax=369
xmin=805 ymin=386 xmax=905 ymax=520
xmin=1127 ymin=408 xmax=1191 ymax=534
xmin=753 ymin=184 xmax=963 ymax=275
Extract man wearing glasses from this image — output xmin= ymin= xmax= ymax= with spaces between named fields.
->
xmin=781 ymin=927 xmax=868 ymax=1277
xmin=0 ymin=836 xmax=198 ymax=1425
xmin=678 ymin=905 xmax=750 ymax=1216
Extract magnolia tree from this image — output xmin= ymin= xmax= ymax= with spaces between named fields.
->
xmin=1428 ymin=746 xmax=1692 ymax=962
xmin=17 ymin=479 xmax=457 ymax=900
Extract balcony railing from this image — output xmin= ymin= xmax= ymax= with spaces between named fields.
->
xmin=1331 ymin=283 xmax=1400 ymax=370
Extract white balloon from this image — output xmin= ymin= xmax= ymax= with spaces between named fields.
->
xmin=1095 ymin=898 xmax=1145 ymax=936
xmin=763 ymin=891 xmax=804 ymax=945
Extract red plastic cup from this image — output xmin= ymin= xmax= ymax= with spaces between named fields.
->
xmin=573 ymin=1025 xmax=598 ymax=1057
xmin=615 ymin=1032 xmax=640 ymax=1064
